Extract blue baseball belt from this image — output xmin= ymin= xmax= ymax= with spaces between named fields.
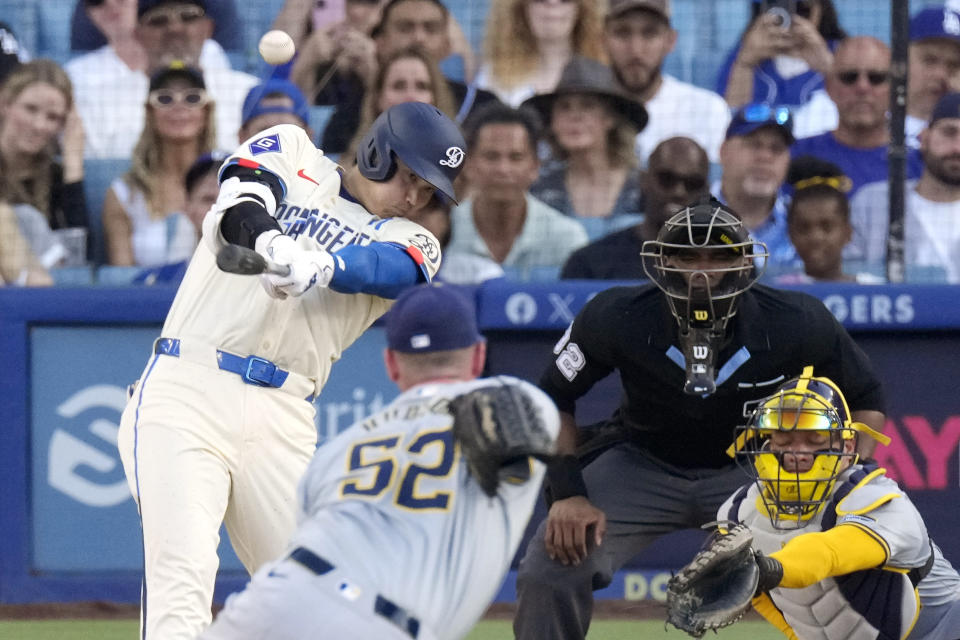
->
xmin=154 ymin=338 xmax=314 ymax=400
xmin=288 ymin=546 xmax=421 ymax=639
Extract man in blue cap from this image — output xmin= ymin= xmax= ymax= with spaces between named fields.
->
xmin=200 ymin=282 xmax=560 ymax=639
xmin=713 ymin=102 xmax=797 ymax=270
xmin=907 ymin=3 xmax=960 ymax=148
xmin=238 ymin=79 xmax=313 ymax=143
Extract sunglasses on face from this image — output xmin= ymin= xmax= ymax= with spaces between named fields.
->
xmin=148 ymin=88 xmax=209 ymax=108
xmin=836 ymin=69 xmax=888 ymax=86
xmin=655 ymin=170 xmax=706 ymax=192
xmin=741 ymin=103 xmax=792 ymax=126
xmin=142 ymin=5 xmax=206 ymax=29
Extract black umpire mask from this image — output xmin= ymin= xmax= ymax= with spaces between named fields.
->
xmin=641 ymin=199 xmax=766 ymax=395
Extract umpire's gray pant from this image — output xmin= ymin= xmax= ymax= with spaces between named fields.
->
xmin=513 ymin=443 xmax=747 ymax=640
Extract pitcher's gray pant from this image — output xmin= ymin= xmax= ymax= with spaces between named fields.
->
xmin=513 ymin=443 xmax=747 ymax=640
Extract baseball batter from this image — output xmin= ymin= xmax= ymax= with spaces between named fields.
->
xmin=724 ymin=368 xmax=960 ymax=640
xmin=116 ymin=103 xmax=466 ymax=639
xmin=200 ymin=283 xmax=561 ymax=640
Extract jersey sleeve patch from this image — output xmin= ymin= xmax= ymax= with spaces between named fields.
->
xmin=248 ymin=133 xmax=282 ymax=156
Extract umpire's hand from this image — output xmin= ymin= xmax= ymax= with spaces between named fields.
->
xmin=544 ymin=496 xmax=607 ymax=565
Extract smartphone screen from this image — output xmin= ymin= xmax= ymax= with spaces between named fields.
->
xmin=313 ymin=0 xmax=346 ymax=31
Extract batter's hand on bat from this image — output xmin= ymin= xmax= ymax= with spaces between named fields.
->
xmin=259 ymin=234 xmax=336 ymax=299
xmin=544 ymin=496 xmax=606 ymax=566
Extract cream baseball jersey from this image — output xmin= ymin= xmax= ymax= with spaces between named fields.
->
xmin=163 ymin=124 xmax=442 ymax=395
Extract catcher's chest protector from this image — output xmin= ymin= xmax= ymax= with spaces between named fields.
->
xmin=729 ymin=466 xmax=922 ymax=640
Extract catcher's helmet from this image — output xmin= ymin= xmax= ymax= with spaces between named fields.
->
xmin=728 ymin=366 xmax=889 ymax=529
xmin=641 ymin=198 xmax=766 ymax=331
xmin=356 ymin=102 xmax=467 ymax=203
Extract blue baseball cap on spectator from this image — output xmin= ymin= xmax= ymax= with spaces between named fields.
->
xmin=725 ymin=103 xmax=795 ymax=145
xmin=910 ymin=5 xmax=960 ymax=43
xmin=930 ymin=92 xmax=960 ymax=125
xmin=138 ymin=0 xmax=205 ymax=19
xmin=386 ymin=284 xmax=483 ymax=353
xmin=241 ymin=79 xmax=310 ymax=127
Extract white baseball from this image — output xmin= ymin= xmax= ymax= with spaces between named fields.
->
xmin=258 ymin=30 xmax=296 ymax=66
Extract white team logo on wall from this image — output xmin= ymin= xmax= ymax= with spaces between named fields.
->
xmin=439 ymin=147 xmax=465 ymax=168
xmin=49 ymin=385 xmax=131 ymax=507
xmin=505 ymin=292 xmax=537 ymax=325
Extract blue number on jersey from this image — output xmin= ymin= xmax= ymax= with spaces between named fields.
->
xmin=340 ymin=429 xmax=455 ymax=511
xmin=396 ymin=429 xmax=455 ymax=511
xmin=341 ymin=436 xmax=401 ymax=497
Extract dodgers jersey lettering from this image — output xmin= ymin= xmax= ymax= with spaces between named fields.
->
xmin=162 ymin=124 xmax=442 ymax=395
xmin=290 ymin=376 xmax=560 ymax=640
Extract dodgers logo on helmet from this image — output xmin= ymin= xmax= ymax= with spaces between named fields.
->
xmin=439 ymin=147 xmax=465 ymax=168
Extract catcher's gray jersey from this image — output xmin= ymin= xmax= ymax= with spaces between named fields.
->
xmin=204 ymin=376 xmax=560 ymax=640
xmin=721 ymin=464 xmax=960 ymax=640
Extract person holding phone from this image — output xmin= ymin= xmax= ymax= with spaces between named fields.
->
xmin=717 ymin=0 xmax=845 ymax=110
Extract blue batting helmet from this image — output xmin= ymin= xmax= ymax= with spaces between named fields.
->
xmin=356 ymin=102 xmax=467 ymax=203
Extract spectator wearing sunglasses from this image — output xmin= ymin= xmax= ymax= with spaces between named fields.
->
xmin=101 ymin=63 xmax=213 ymax=267
xmin=905 ymin=4 xmax=960 ymax=150
xmin=523 ymin=57 xmax=648 ymax=239
xmin=791 ymin=36 xmax=924 ymax=199
xmin=70 ymin=0 xmax=240 ymax=60
xmin=713 ymin=102 xmax=797 ymax=272
xmin=70 ymin=0 xmax=257 ymax=159
xmin=717 ymin=0 xmax=844 ymax=111
xmin=560 ymin=136 xmax=709 ymax=280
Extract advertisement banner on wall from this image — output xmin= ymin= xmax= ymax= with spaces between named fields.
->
xmin=28 ymin=326 xmax=396 ymax=574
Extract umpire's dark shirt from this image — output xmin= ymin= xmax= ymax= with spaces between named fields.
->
xmin=539 ymin=284 xmax=885 ymax=469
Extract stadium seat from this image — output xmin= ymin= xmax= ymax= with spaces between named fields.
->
xmin=50 ymin=266 xmax=95 ymax=286
xmin=83 ymin=158 xmax=130 ymax=266
xmin=96 ymin=265 xmax=143 ymax=287
xmin=35 ymin=1 xmax=72 ymax=64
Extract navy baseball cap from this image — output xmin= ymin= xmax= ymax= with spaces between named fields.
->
xmin=139 ymin=0 xmax=205 ymax=18
xmin=726 ymin=103 xmax=795 ymax=145
xmin=930 ymin=92 xmax=960 ymax=125
xmin=386 ymin=284 xmax=483 ymax=353
xmin=149 ymin=60 xmax=205 ymax=91
xmin=910 ymin=5 xmax=960 ymax=43
xmin=241 ymin=79 xmax=310 ymax=127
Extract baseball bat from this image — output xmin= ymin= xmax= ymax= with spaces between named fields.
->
xmin=216 ymin=244 xmax=291 ymax=276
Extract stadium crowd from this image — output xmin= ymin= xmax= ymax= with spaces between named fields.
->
xmin=1 ymin=0 xmax=959 ymax=286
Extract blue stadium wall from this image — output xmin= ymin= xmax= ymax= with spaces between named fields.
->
xmin=1 ymin=281 xmax=959 ymax=605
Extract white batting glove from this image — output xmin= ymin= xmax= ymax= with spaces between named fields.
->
xmin=257 ymin=233 xmax=335 ymax=299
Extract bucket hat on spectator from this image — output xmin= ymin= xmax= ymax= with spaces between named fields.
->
xmin=520 ymin=56 xmax=649 ymax=132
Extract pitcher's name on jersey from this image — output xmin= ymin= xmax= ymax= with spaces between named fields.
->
xmin=359 ymin=396 xmax=451 ymax=433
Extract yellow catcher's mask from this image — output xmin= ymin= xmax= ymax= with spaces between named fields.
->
xmin=727 ymin=366 xmax=889 ymax=529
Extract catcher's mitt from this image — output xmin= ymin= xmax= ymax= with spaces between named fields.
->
xmin=665 ymin=522 xmax=759 ymax=638
xmin=447 ymin=383 xmax=555 ymax=497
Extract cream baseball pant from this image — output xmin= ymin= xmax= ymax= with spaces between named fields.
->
xmin=201 ymin=546 xmax=437 ymax=640
xmin=117 ymin=340 xmax=318 ymax=640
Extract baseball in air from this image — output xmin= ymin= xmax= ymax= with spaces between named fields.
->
xmin=258 ymin=30 xmax=296 ymax=65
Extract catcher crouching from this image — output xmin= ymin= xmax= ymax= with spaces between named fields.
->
xmin=667 ymin=367 xmax=960 ymax=640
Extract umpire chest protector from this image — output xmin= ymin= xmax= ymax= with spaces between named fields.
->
xmin=726 ymin=464 xmax=933 ymax=640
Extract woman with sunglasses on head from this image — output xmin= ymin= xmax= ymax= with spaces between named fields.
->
xmin=477 ymin=0 xmax=605 ymax=108
xmin=522 ymin=56 xmax=647 ymax=239
xmin=717 ymin=0 xmax=845 ymax=111
xmin=101 ymin=63 xmax=213 ymax=266
xmin=0 ymin=60 xmax=87 ymax=235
